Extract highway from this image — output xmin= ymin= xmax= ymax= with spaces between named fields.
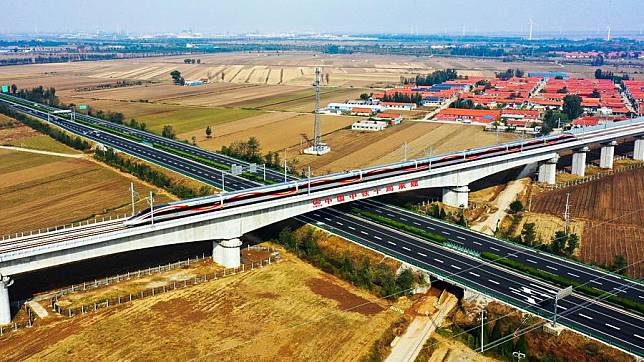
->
xmin=1 ymin=94 xmax=643 ymax=355
xmin=9 ymin=94 xmax=638 ymax=306
xmin=297 ymin=209 xmax=644 ymax=356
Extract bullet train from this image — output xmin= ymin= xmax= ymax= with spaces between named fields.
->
xmin=124 ymin=132 xmax=578 ymax=226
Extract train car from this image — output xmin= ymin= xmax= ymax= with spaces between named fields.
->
xmin=124 ymin=132 xmax=578 ymax=227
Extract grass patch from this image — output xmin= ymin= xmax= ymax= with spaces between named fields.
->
xmin=481 ymin=251 xmax=644 ymax=314
xmin=152 ymin=143 xmax=231 ymax=171
xmin=137 ymin=106 xmax=262 ymax=134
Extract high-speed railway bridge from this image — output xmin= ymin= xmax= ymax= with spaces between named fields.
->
xmin=0 ymin=94 xmax=643 ymax=356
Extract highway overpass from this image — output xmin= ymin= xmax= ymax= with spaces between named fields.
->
xmin=0 ymin=95 xmax=643 ymax=356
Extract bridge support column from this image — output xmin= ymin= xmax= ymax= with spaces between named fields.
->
xmin=538 ymin=155 xmax=559 ymax=185
xmin=0 ymin=275 xmax=13 ymax=325
xmin=213 ymin=238 xmax=242 ymax=268
xmin=634 ymin=137 xmax=644 ymax=161
xmin=571 ymin=146 xmax=589 ymax=177
xmin=600 ymin=141 xmax=617 ymax=169
xmin=442 ymin=186 xmax=469 ymax=208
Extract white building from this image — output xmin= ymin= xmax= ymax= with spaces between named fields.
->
xmin=351 ymin=120 xmax=388 ymax=132
xmin=326 ymin=102 xmax=383 ymax=113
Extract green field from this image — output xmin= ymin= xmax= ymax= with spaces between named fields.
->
xmin=5 ymin=134 xmax=80 ymax=154
xmin=131 ymin=106 xmax=262 ymax=135
xmin=234 ymin=87 xmax=367 ymax=112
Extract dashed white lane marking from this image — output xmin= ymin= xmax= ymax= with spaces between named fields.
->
xmin=324 ymin=217 xmax=331 ymax=221
xmin=605 ymin=323 xmax=620 ymax=331
xmin=375 ymin=210 xmax=383 ymax=213
xmin=374 ymin=236 xmax=382 ymax=240
xmin=402 ymin=246 xmax=411 ymax=251
xmin=488 ymin=279 xmax=500 ymax=285
xmin=568 ymin=272 xmax=580 ymax=278
xmin=589 ymin=280 xmax=602 ymax=286
xmin=418 ymin=252 xmax=427 ymax=257
xmin=361 ymin=231 xmax=368 ymax=235
xmin=490 ymin=246 xmax=500 ymax=251
xmin=348 ymin=226 xmax=356 ymax=230
xmin=427 ymin=226 xmax=435 ymax=230
xmin=413 ymin=222 xmax=421 ymax=226
xmin=546 ymin=265 xmax=558 ymax=271
xmin=457 ymin=236 xmax=466 ymax=240
xmin=469 ymin=272 xmax=480 ymax=277
xmin=388 ymin=241 xmax=396 ymax=246
xmin=635 ymin=334 xmax=644 ymax=340
xmin=526 ymin=259 xmax=537 ymax=264
xmin=578 ymin=313 xmax=593 ymax=320
xmin=336 ymin=222 xmax=343 ymax=226
xmin=434 ymin=258 xmax=444 ymax=264
xmin=451 ymin=265 xmax=461 ymax=270
xmin=473 ymin=241 xmax=482 ymax=246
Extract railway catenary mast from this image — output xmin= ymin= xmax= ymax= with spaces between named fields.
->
xmin=304 ymin=67 xmax=331 ymax=155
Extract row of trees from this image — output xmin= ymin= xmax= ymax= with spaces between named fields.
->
xmin=495 ymin=68 xmax=525 ymax=80
xmin=87 ymin=108 xmax=147 ymax=132
xmin=276 ymin=226 xmax=422 ymax=299
xmin=16 ymin=85 xmax=59 ymax=106
xmin=594 ymin=68 xmax=630 ymax=83
xmin=402 ymin=69 xmax=459 ymax=86
xmin=515 ymin=222 xmax=579 ymax=258
xmin=220 ymin=137 xmax=295 ymax=172
xmin=0 ymin=104 xmax=91 ymax=151
xmin=94 ymin=148 xmax=212 ymax=199
xmin=381 ymin=92 xmax=423 ymax=105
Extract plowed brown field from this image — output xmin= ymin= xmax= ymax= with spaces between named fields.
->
xmin=531 ymin=168 xmax=644 ymax=277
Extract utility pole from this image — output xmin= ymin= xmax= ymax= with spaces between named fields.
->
xmin=428 ymin=146 xmax=434 ymax=171
xmin=263 ymin=164 xmax=266 ymax=182
xmin=283 ymin=147 xmax=287 ymax=182
xmin=480 ymin=309 xmax=487 ymax=353
xmin=221 ymin=170 xmax=225 ymax=191
xmin=307 ymin=165 xmax=311 ymax=195
xmin=403 ymin=142 xmax=408 ymax=161
xmin=563 ymin=192 xmax=570 ymax=235
xmin=130 ymin=182 xmax=135 ymax=216
xmin=149 ymin=191 xmax=154 ymax=226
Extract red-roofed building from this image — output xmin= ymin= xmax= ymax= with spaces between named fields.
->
xmin=351 ymin=107 xmax=375 ymax=116
xmin=434 ymin=108 xmax=501 ymax=124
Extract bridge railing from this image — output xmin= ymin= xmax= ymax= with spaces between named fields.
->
xmin=0 ymin=214 xmax=130 ymax=242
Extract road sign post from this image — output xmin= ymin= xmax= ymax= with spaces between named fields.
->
xmin=553 ymin=285 xmax=572 ymax=327
xmin=249 ymin=163 xmax=257 ymax=173
xmin=1 ymin=85 xmax=8 ymax=93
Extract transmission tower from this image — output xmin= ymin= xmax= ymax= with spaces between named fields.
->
xmin=304 ymin=67 xmax=330 ymax=155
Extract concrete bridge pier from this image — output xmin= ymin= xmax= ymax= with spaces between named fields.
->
xmin=442 ymin=185 xmax=469 ymax=208
xmin=600 ymin=141 xmax=617 ymax=169
xmin=571 ymin=146 xmax=590 ymax=177
xmin=634 ymin=137 xmax=644 ymax=161
xmin=213 ymin=238 xmax=242 ymax=268
xmin=538 ymin=155 xmax=559 ymax=184
xmin=0 ymin=275 xmax=13 ymax=325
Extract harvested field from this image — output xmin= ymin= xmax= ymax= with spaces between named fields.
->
xmin=0 ymin=250 xmax=401 ymax=361
xmin=531 ymin=168 xmax=644 ymax=278
xmin=295 ymin=123 xmax=520 ymax=174
xmin=0 ymin=149 xmax=173 ymax=235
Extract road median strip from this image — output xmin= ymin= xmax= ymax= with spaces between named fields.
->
xmin=481 ymin=251 xmax=644 ymax=314
xmin=352 ymin=208 xmax=447 ymax=245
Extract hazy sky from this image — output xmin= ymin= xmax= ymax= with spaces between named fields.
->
xmin=1 ymin=0 xmax=642 ymax=35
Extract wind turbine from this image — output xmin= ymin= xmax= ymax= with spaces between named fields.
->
xmin=528 ymin=18 xmax=534 ymax=41
xmin=606 ymin=24 xmax=611 ymax=41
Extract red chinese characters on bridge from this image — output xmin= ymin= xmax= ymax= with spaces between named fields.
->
xmin=311 ymin=179 xmax=420 ymax=208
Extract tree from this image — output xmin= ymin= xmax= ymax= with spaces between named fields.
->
xmin=551 ymin=231 xmax=568 ymax=256
xmin=170 ymin=70 xmax=184 ymax=85
xmin=191 ymin=136 xmax=197 ymax=145
xmin=515 ymin=333 xmax=528 ymax=356
xmin=521 ymin=223 xmax=537 ymax=246
xmin=562 ymin=94 xmax=583 ymax=120
xmin=556 ymin=86 xmax=568 ymax=94
xmin=395 ymin=269 xmax=415 ymax=294
xmin=359 ymin=93 xmax=370 ymax=101
xmin=205 ymin=126 xmax=212 ymax=138
xmin=514 ymin=68 xmax=525 ymax=78
xmin=509 ymin=200 xmax=524 ymax=214
xmin=565 ymin=233 xmax=579 ymax=256
xmin=611 ymin=254 xmax=628 ymax=275
xmin=10 ymin=84 xmax=17 ymax=94
xmin=196 ymin=59 xmax=201 ymax=64
xmin=591 ymin=89 xmax=601 ymax=98
xmin=161 ymin=125 xmax=176 ymax=139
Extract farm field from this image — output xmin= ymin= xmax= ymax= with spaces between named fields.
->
xmin=0 ymin=248 xmax=402 ymax=361
xmin=531 ymin=168 xmax=644 ymax=278
xmin=0 ymin=149 xmax=174 ymax=236
xmin=0 ymin=122 xmax=80 ymax=154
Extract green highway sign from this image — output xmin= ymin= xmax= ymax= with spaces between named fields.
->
xmin=79 ymin=105 xmax=88 ymax=110
xmin=1 ymin=85 xmax=8 ymax=93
